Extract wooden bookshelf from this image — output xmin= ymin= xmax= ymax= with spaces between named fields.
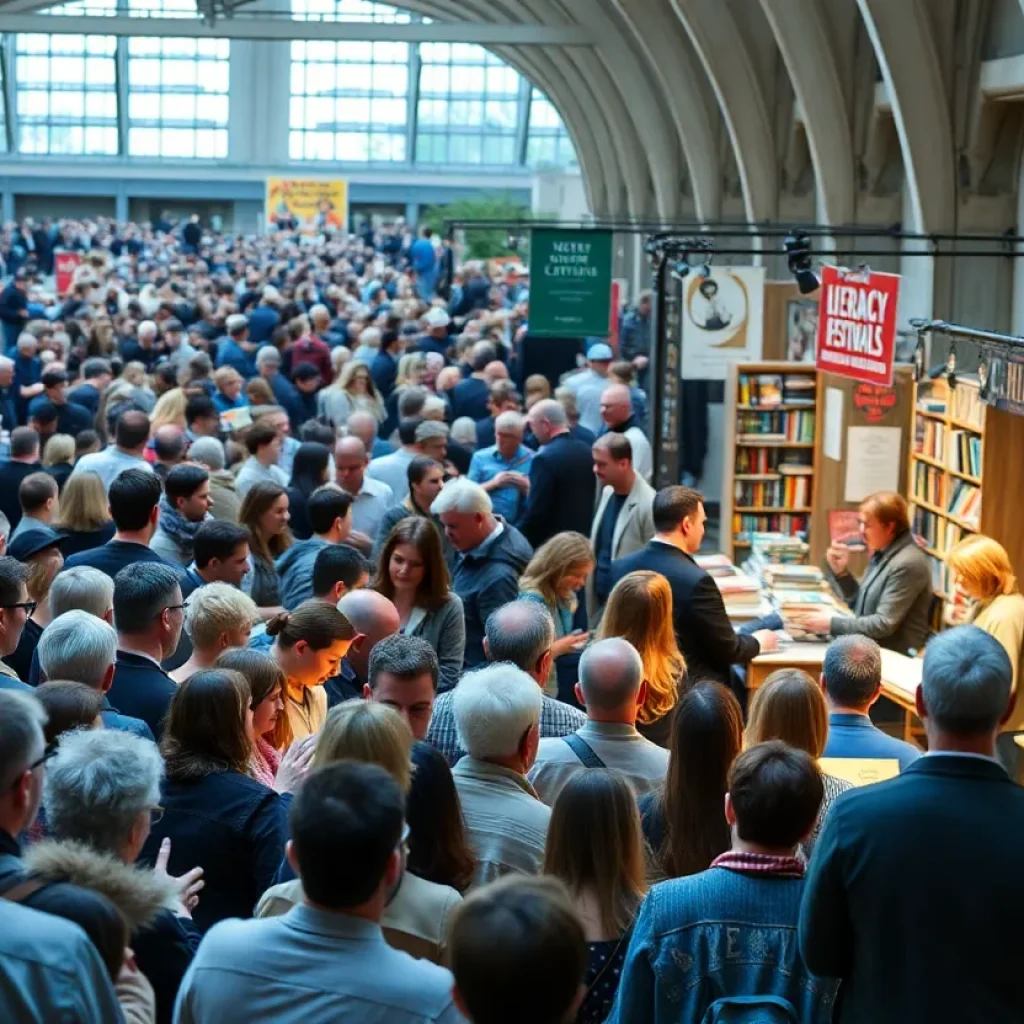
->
xmin=908 ymin=376 xmax=984 ymax=606
xmin=721 ymin=362 xmax=819 ymax=562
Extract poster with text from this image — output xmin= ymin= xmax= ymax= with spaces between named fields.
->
xmin=815 ymin=266 xmax=899 ymax=386
xmin=55 ymin=251 xmax=81 ymax=297
xmin=681 ymin=266 xmax=765 ymax=380
xmin=528 ymin=229 xmax=613 ymax=337
xmin=265 ymin=177 xmax=349 ymax=235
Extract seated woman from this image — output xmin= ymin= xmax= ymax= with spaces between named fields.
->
xmin=800 ymin=490 xmax=933 ymax=654
xmin=239 ymin=480 xmax=292 ymax=617
xmin=254 ymin=702 xmax=464 ymax=964
xmin=53 ymin=472 xmax=116 ymax=558
xmin=638 ymin=682 xmax=743 ymax=881
xmin=745 ymin=668 xmax=852 ymax=855
xmin=170 ymin=583 xmax=259 ymax=683
xmin=138 ymin=668 xmax=293 ymax=933
xmin=518 ymin=532 xmax=595 ymax=697
xmin=375 ymin=517 xmax=465 ymax=692
xmin=597 ymin=571 xmax=686 ymax=746
xmin=947 ymin=534 xmax=1024 ymax=775
xmin=544 ymin=770 xmax=646 ymax=1024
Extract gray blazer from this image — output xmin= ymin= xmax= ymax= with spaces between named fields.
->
xmin=827 ymin=530 xmax=933 ymax=654
xmin=404 ymin=593 xmax=465 ymax=692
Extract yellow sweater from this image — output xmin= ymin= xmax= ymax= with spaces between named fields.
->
xmin=971 ymin=592 xmax=1024 ymax=732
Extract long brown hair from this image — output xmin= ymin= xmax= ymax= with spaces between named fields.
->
xmin=160 ymin=669 xmax=254 ymax=781
xmin=598 ymin=570 xmax=686 ymax=726
xmin=746 ymin=669 xmax=829 ymax=758
xmin=216 ymin=648 xmax=289 ymax=750
xmin=544 ymin=770 xmax=646 ymax=935
xmin=518 ymin=531 xmax=593 ymax=611
xmin=239 ymin=480 xmax=293 ymax=564
xmin=658 ymin=682 xmax=743 ymax=878
xmin=374 ymin=516 xmax=451 ymax=611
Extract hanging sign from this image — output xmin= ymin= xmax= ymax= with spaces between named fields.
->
xmin=815 ymin=266 xmax=900 ymax=387
xmin=55 ymin=251 xmax=82 ymax=296
xmin=527 ymin=229 xmax=613 ymax=337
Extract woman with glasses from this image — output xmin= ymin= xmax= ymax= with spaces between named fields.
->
xmin=139 ymin=668 xmax=294 ymax=934
xmin=317 ymin=359 xmax=386 ymax=428
xmin=255 ymin=701 xmax=464 ymax=965
xmin=170 ymin=583 xmax=259 ymax=684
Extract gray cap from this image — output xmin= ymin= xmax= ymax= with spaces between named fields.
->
xmin=226 ymin=313 xmax=248 ymax=334
xmin=587 ymin=342 xmax=614 ymax=361
xmin=415 ymin=420 xmax=449 ymax=442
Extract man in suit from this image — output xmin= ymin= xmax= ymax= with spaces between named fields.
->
xmin=450 ymin=341 xmax=495 ymax=423
xmin=517 ymin=399 xmax=596 ymax=549
xmin=800 ymin=625 xmax=1024 ymax=1022
xmin=611 ymin=486 xmax=778 ymax=685
xmin=586 ymin=432 xmax=655 ymax=623
xmin=108 ymin=562 xmax=183 ymax=740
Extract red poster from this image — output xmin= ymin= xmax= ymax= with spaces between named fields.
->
xmin=55 ymin=251 xmax=81 ymax=297
xmin=815 ymin=265 xmax=899 ymax=387
xmin=608 ymin=280 xmax=621 ymax=354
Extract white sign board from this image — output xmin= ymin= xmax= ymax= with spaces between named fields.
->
xmin=844 ymin=426 xmax=902 ymax=503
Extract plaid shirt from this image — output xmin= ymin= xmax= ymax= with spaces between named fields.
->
xmin=710 ymin=851 xmax=805 ymax=878
xmin=427 ymin=690 xmax=587 ymax=766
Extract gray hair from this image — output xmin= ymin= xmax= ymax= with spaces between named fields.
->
xmin=189 ymin=436 xmax=226 ymax=472
xmin=579 ymin=637 xmax=644 ymax=711
xmin=822 ymin=635 xmax=882 ymax=709
xmin=0 ymin=356 xmax=14 ymax=374
xmin=50 ymin=567 xmax=114 ymax=620
xmin=37 ymin=611 xmax=117 ymax=689
xmin=921 ymin=625 xmax=1013 ymax=735
xmin=453 ymin=663 xmax=542 ymax=760
xmin=44 ymin=728 xmax=163 ymax=852
xmin=368 ymin=633 xmax=439 ymax=691
xmin=308 ymin=304 xmax=330 ymax=322
xmin=484 ymin=599 xmax=555 ymax=673
xmin=0 ymin=691 xmax=46 ymax=788
xmin=431 ymin=478 xmax=492 ymax=516
xmin=0 ymin=510 xmax=9 ymax=543
xmin=421 ymin=394 xmax=448 ymax=420
xmin=256 ymin=345 xmax=281 ymax=368
xmin=494 ymin=411 xmax=526 ymax=434
xmin=450 ymin=417 xmax=478 ymax=446
xmin=531 ymin=398 xmax=567 ymax=427
xmin=138 ymin=320 xmax=158 ymax=342
xmin=17 ymin=333 xmax=38 ymax=352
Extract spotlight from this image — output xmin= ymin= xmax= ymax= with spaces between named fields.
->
xmin=784 ymin=231 xmax=819 ymax=295
xmin=698 ymin=262 xmax=712 ymax=279
xmin=945 ymin=345 xmax=958 ymax=389
xmin=979 ymin=356 xmax=991 ymax=402
xmin=672 ymin=260 xmax=691 ymax=281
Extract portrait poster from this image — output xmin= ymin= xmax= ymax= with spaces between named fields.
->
xmin=681 ymin=266 xmax=765 ymax=380
xmin=786 ymin=298 xmax=819 ymax=363
xmin=265 ymin=177 xmax=349 ymax=235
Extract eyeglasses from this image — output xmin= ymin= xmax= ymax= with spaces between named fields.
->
xmin=150 ymin=806 xmax=164 ymax=825
xmin=28 ymin=739 xmax=59 ymax=772
xmin=396 ymin=822 xmax=410 ymax=852
xmin=163 ymin=603 xmax=186 ymax=614
xmin=0 ymin=601 xmax=37 ymax=615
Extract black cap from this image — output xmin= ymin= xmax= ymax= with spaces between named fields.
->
xmin=164 ymin=318 xmax=183 ymax=333
xmin=41 ymin=368 xmax=69 ymax=388
xmin=8 ymin=526 xmax=65 ymax=562
xmin=292 ymin=361 xmax=321 ymax=382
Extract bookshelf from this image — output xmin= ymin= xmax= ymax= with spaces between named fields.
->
xmin=908 ymin=376 xmax=985 ymax=607
xmin=721 ymin=362 xmax=819 ymax=562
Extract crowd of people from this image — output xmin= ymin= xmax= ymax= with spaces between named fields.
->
xmin=0 ymin=217 xmax=1023 ymax=1024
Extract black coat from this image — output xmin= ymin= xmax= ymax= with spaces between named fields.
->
xmin=611 ymin=541 xmax=760 ymax=685
xmin=63 ymin=538 xmax=177 ymax=579
xmin=0 ymin=460 xmax=42 ymax=529
xmin=139 ymin=771 xmax=291 ymax=934
xmin=800 ymin=755 xmax=1024 ymax=1023
xmin=517 ymin=432 xmax=596 ymax=548
xmin=133 ymin=908 xmax=201 ymax=1024
xmin=107 ymin=650 xmax=177 ymax=741
xmin=451 ymin=376 xmax=490 ymax=422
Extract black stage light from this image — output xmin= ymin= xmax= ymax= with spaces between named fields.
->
xmin=784 ymin=231 xmax=819 ymax=294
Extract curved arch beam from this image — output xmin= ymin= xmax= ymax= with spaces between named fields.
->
xmin=759 ymin=0 xmax=855 ymax=227
xmin=855 ymin=0 xmax=955 ymax=232
xmin=669 ymin=0 xmax=777 ymax=222
xmin=611 ymin=0 xmax=721 ymax=221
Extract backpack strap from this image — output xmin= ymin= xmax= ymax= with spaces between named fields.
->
xmin=562 ymin=733 xmax=606 ymax=769
xmin=0 ymin=874 xmax=47 ymax=904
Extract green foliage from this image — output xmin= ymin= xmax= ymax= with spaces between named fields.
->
xmin=420 ymin=195 xmax=533 ymax=261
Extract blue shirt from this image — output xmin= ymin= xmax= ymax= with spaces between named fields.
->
xmin=468 ymin=444 xmax=534 ymax=522
xmin=823 ymin=712 xmax=922 ymax=770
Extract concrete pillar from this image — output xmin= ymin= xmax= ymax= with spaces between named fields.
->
xmin=1 ymin=191 xmax=14 ymax=223
xmin=405 ymin=201 xmax=419 ymax=225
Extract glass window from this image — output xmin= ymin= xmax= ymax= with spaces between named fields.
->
xmin=126 ymin=4 xmax=229 ymax=160
xmin=0 ymin=60 xmax=5 ymax=155
xmin=291 ymin=0 xmax=411 ymax=22
xmin=14 ymin=31 xmax=117 ymax=156
xmin=525 ymin=88 xmax=578 ymax=169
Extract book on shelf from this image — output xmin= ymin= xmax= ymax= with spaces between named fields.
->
xmin=735 ymin=410 xmax=815 ymax=443
xmin=734 ymin=448 xmax=814 ymax=475
xmin=948 ymin=430 xmax=982 ymax=478
xmin=739 ymin=374 xmax=783 ymax=407
xmin=781 ymin=376 xmax=816 ymax=405
xmin=734 ymin=514 xmax=810 ymax=543
xmin=734 ymin=476 xmax=811 ymax=508
xmin=950 ymin=377 xmax=984 ymax=430
xmin=915 ymin=419 xmax=946 ymax=461
xmin=912 ymin=462 xmax=946 ymax=508
xmin=947 ymin=480 xmax=981 ymax=524
xmin=778 ymin=463 xmax=813 ymax=476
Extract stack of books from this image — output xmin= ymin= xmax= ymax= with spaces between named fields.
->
xmin=760 ymin=563 xmax=826 ymax=590
xmin=749 ymin=534 xmax=810 ymax=565
xmin=717 ymin=574 xmax=762 ymax=607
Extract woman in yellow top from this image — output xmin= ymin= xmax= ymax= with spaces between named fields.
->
xmin=947 ymin=534 xmax=1024 ymax=776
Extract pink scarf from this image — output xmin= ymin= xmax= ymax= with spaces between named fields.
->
xmin=250 ymin=737 xmax=282 ymax=789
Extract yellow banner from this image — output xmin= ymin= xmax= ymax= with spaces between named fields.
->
xmin=265 ymin=177 xmax=349 ymax=234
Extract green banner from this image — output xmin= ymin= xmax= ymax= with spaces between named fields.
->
xmin=528 ymin=228 xmax=613 ymax=337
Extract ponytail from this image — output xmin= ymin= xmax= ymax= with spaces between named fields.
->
xmin=267 ymin=601 xmax=356 ymax=651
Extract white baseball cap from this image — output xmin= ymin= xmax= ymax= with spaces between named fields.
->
xmin=424 ymin=307 xmax=451 ymax=329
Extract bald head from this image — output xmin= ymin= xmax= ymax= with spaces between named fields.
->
xmin=527 ymin=398 xmax=568 ymax=445
xmin=337 ymin=590 xmax=400 ymax=681
xmin=153 ymin=423 xmax=186 ymax=464
xmin=578 ymin=637 xmax=644 ymax=716
xmin=599 ymin=383 xmax=632 ymax=430
xmin=483 ymin=360 xmax=509 ymax=383
xmin=335 ymin=435 xmax=366 ymax=461
xmin=345 ymin=411 xmax=378 ymax=451
xmin=334 ymin=434 xmax=369 ymax=494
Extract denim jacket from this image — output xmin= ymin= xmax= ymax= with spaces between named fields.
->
xmin=606 ymin=866 xmax=838 ymax=1024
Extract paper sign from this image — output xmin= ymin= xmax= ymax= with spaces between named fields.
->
xmin=829 ymin=509 xmax=866 ymax=550
xmin=816 ymin=266 xmax=900 ymax=386
xmin=819 ymin=758 xmax=900 ymax=787
xmin=54 ymin=251 xmax=81 ymax=296
xmin=843 ymin=425 xmax=901 ymax=502
xmin=681 ymin=267 xmax=765 ymax=380
xmin=823 ymin=386 xmax=843 ymax=462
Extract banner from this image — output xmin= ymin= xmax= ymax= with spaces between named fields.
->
xmin=680 ymin=266 xmax=765 ymax=380
xmin=265 ymin=177 xmax=348 ymax=235
xmin=815 ymin=265 xmax=899 ymax=387
xmin=54 ymin=251 xmax=81 ymax=296
xmin=608 ymin=280 xmax=622 ymax=353
xmin=527 ymin=229 xmax=613 ymax=337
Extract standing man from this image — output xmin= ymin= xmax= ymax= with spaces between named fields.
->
xmin=599 ymin=383 xmax=652 ymax=482
xmin=0 ymin=356 xmax=17 ymax=436
xmin=467 ymin=411 xmax=533 ymax=524
xmin=363 ymin=633 xmax=439 ymax=741
xmin=450 ymin=342 xmax=495 ymax=422
xmin=0 ymin=270 xmax=29 ymax=353
xmin=563 ymin=342 xmax=613 ymax=434
xmin=619 ymin=290 xmax=652 ymax=391
xmin=410 ymin=226 xmax=439 ymax=301
xmin=28 ymin=368 xmax=92 ymax=437
xmin=0 ymin=558 xmax=31 ymax=687
xmin=215 ymin=314 xmax=256 ymax=378
xmin=0 ymin=427 xmax=42 ymax=530
xmin=586 ymin=432 xmax=656 ymax=622
xmin=71 ymin=410 xmax=155 ymax=494
xmin=800 ymin=626 xmax=1024 ymax=1023
xmin=235 ymin=422 xmax=287 ymax=499
xmin=517 ymin=399 xmax=595 ymax=548
xmin=333 ymin=437 xmax=393 ymax=550
xmin=150 ymin=463 xmax=213 ymax=566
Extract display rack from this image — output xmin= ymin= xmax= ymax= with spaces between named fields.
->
xmin=721 ymin=362 xmax=819 ymax=562
xmin=908 ymin=376 xmax=985 ymax=609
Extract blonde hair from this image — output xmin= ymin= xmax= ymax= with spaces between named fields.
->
xmin=122 ymin=361 xmax=147 ymax=387
xmin=746 ymin=669 xmax=828 ymax=758
xmin=948 ymin=534 xmax=1018 ymax=601
xmin=55 ymin=472 xmax=111 ymax=532
xmin=519 ymin=532 xmax=593 ymax=614
xmin=597 ymin=571 xmax=685 ymax=725
xmin=42 ymin=434 xmax=75 ymax=468
xmin=26 ymin=547 xmax=63 ymax=603
xmin=335 ymin=360 xmax=385 ymax=416
xmin=525 ymin=374 xmax=551 ymax=408
xmin=151 ymin=387 xmax=187 ymax=430
xmin=213 ymin=366 xmax=242 ymax=391
xmin=185 ymin=582 xmax=259 ymax=652
xmin=395 ymin=353 xmax=426 ymax=389
xmin=314 ymin=701 xmax=413 ymax=792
